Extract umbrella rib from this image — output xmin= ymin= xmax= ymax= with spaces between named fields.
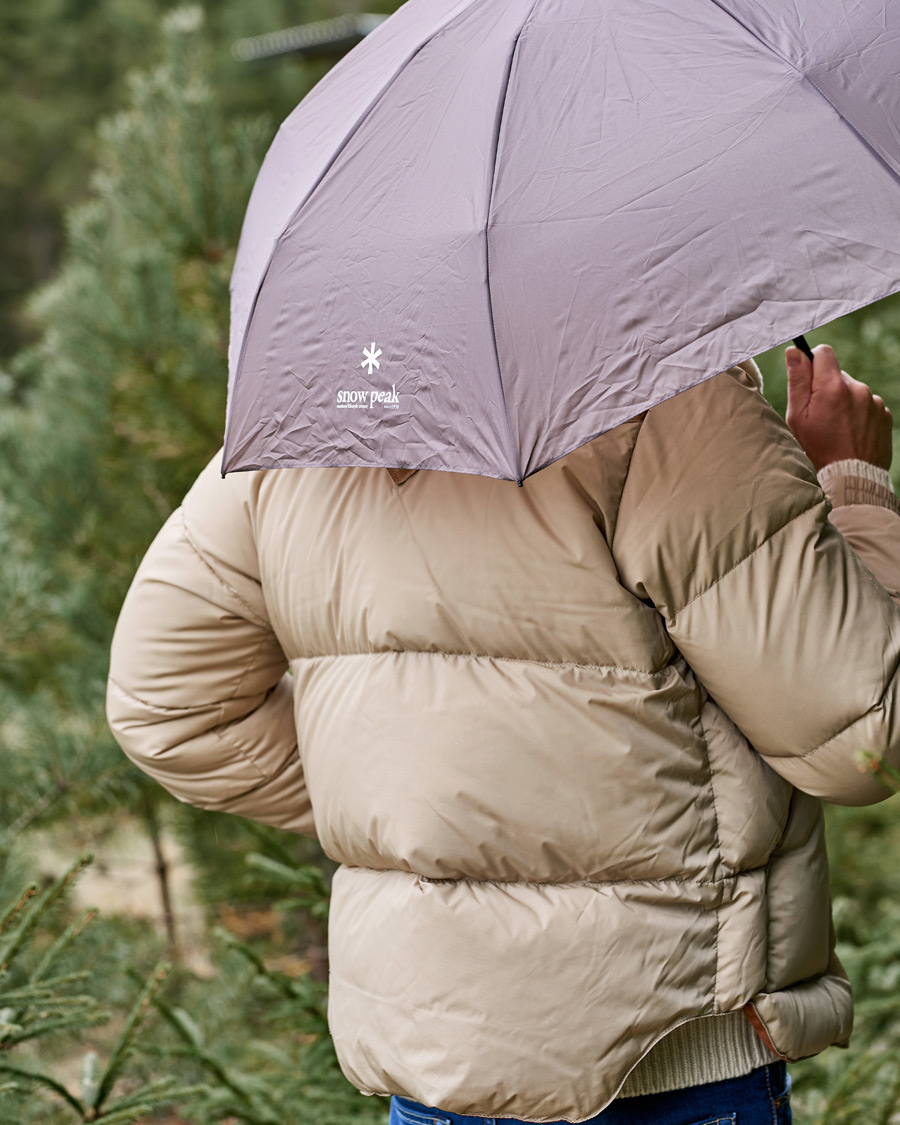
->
xmin=484 ymin=0 xmax=543 ymax=488
xmin=706 ymin=0 xmax=900 ymax=194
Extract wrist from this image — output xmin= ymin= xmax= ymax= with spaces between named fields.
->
xmin=817 ymin=459 xmax=899 ymax=514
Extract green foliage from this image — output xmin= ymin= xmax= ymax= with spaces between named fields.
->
xmin=150 ymin=932 xmax=386 ymax=1125
xmin=0 ymin=851 xmax=386 ymax=1125
xmin=0 ymin=0 xmax=173 ymax=358
xmin=0 ymin=6 xmax=270 ymax=846
xmin=0 ymin=856 xmax=206 ymax=1123
xmin=0 ymin=0 xmax=326 ymax=361
xmin=784 ymin=802 xmax=900 ymax=1123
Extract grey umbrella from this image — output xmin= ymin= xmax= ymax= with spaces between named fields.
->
xmin=223 ymin=0 xmax=900 ymax=484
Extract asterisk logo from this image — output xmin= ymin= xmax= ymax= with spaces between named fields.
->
xmin=361 ymin=342 xmax=382 ymax=375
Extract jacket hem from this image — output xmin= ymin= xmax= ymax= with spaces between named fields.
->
xmin=742 ymin=1002 xmax=788 ymax=1060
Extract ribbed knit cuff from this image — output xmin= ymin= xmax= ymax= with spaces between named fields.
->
xmin=817 ymin=459 xmax=900 ymax=516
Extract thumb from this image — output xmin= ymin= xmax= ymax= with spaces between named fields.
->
xmin=785 ymin=346 xmax=813 ymax=407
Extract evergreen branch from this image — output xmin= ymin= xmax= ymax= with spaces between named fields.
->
xmin=240 ymin=822 xmax=301 ymax=868
xmin=2 ymin=992 xmax=98 ymax=1012
xmin=875 ymin=1062 xmax=900 ymax=1125
xmin=0 ymin=983 xmax=55 ymax=1004
xmin=0 ymin=885 xmax=37 ymax=936
xmin=212 ymin=927 xmax=269 ymax=975
xmin=820 ymin=1046 xmax=890 ymax=1121
xmin=271 ymin=896 xmax=329 ymax=922
xmin=855 ymin=749 xmax=900 ymax=792
xmin=244 ymin=853 xmax=330 ymax=922
xmin=0 ymin=1062 xmax=85 ymax=1114
xmin=91 ymin=960 xmax=169 ymax=1111
xmin=0 ymin=764 xmax=133 ymax=842
xmin=80 ymin=1048 xmax=101 ymax=1109
xmin=33 ymin=908 xmax=98 ymax=981
xmin=151 ymin=997 xmax=282 ymax=1125
xmin=0 ymin=780 xmax=74 ymax=842
xmin=2 ymin=970 xmax=91 ymax=999
xmin=101 ymin=1077 xmax=208 ymax=1116
xmin=211 ymin=926 xmax=293 ymax=1000
xmin=89 ymin=1103 xmax=158 ymax=1125
xmin=244 ymin=853 xmax=330 ymax=894
xmin=213 ymin=926 xmax=326 ymax=1018
xmin=0 ymin=976 xmax=96 ymax=1051
xmin=96 ymin=1088 xmax=208 ymax=1125
xmin=0 ymin=855 xmax=93 ymax=970
xmin=2 ymin=1008 xmax=109 ymax=1048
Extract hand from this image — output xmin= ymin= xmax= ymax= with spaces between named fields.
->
xmin=785 ymin=343 xmax=893 ymax=472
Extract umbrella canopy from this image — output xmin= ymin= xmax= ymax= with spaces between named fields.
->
xmin=223 ymin=0 xmax=900 ymax=484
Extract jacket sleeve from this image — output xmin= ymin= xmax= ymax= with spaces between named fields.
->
xmin=106 ymin=453 xmax=316 ymax=837
xmin=817 ymin=460 xmax=900 ymax=600
xmin=611 ymin=365 xmax=900 ymax=807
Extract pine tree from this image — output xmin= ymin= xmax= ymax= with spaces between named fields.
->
xmin=0 ymin=855 xmax=207 ymax=1123
xmin=0 ymin=11 xmax=391 ymax=1120
xmin=0 ymin=0 xmax=331 ymax=361
xmin=0 ymin=850 xmax=388 ymax=1124
xmin=0 ymin=4 xmax=271 ymax=886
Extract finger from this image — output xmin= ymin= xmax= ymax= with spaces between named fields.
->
xmin=785 ymin=346 xmax=813 ymax=404
xmin=847 ymin=378 xmax=875 ymax=408
xmin=809 ymin=344 xmax=845 ymax=393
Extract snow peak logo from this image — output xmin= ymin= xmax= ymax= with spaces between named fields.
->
xmin=336 ymin=343 xmax=401 ymax=410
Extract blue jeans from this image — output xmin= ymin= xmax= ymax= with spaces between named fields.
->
xmin=389 ymin=1061 xmax=792 ymax=1125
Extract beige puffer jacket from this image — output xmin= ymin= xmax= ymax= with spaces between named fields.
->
xmin=107 ymin=361 xmax=900 ymax=1122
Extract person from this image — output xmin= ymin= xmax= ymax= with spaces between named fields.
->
xmin=106 ymin=343 xmax=900 ymax=1125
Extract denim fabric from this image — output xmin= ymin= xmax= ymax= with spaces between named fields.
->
xmin=389 ymin=1061 xmax=791 ymax=1125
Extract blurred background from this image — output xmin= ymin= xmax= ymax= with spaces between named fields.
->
xmin=0 ymin=2 xmax=898 ymax=1121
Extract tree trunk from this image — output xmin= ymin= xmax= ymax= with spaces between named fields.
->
xmin=140 ymin=789 xmax=179 ymax=957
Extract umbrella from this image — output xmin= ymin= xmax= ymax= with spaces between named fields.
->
xmin=223 ymin=0 xmax=900 ymax=485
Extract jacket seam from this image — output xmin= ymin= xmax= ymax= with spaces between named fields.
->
xmin=210 ymin=723 xmax=271 ymax=783
xmin=404 ymin=866 xmax=764 ymax=889
xmin=108 ymin=676 xmax=227 ymax=719
xmin=789 ymin=660 xmax=899 ymax=762
xmin=290 ymin=649 xmax=670 ymax=678
xmin=107 ymin=671 xmax=274 ymax=721
xmin=179 ymin=508 xmax=270 ymax=630
xmin=798 ymin=709 xmax=875 ymax=761
xmin=669 ymin=501 xmax=822 ymax=622
xmin=743 ymin=1003 xmax=787 ymax=1062
xmin=211 ymin=679 xmax=288 ymax=778
xmin=177 ymin=508 xmax=282 ymax=703
xmin=213 ymin=704 xmax=287 ymax=783
xmin=109 ymin=677 xmax=273 ymax=783
xmin=696 ymin=708 xmax=724 ymax=1010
